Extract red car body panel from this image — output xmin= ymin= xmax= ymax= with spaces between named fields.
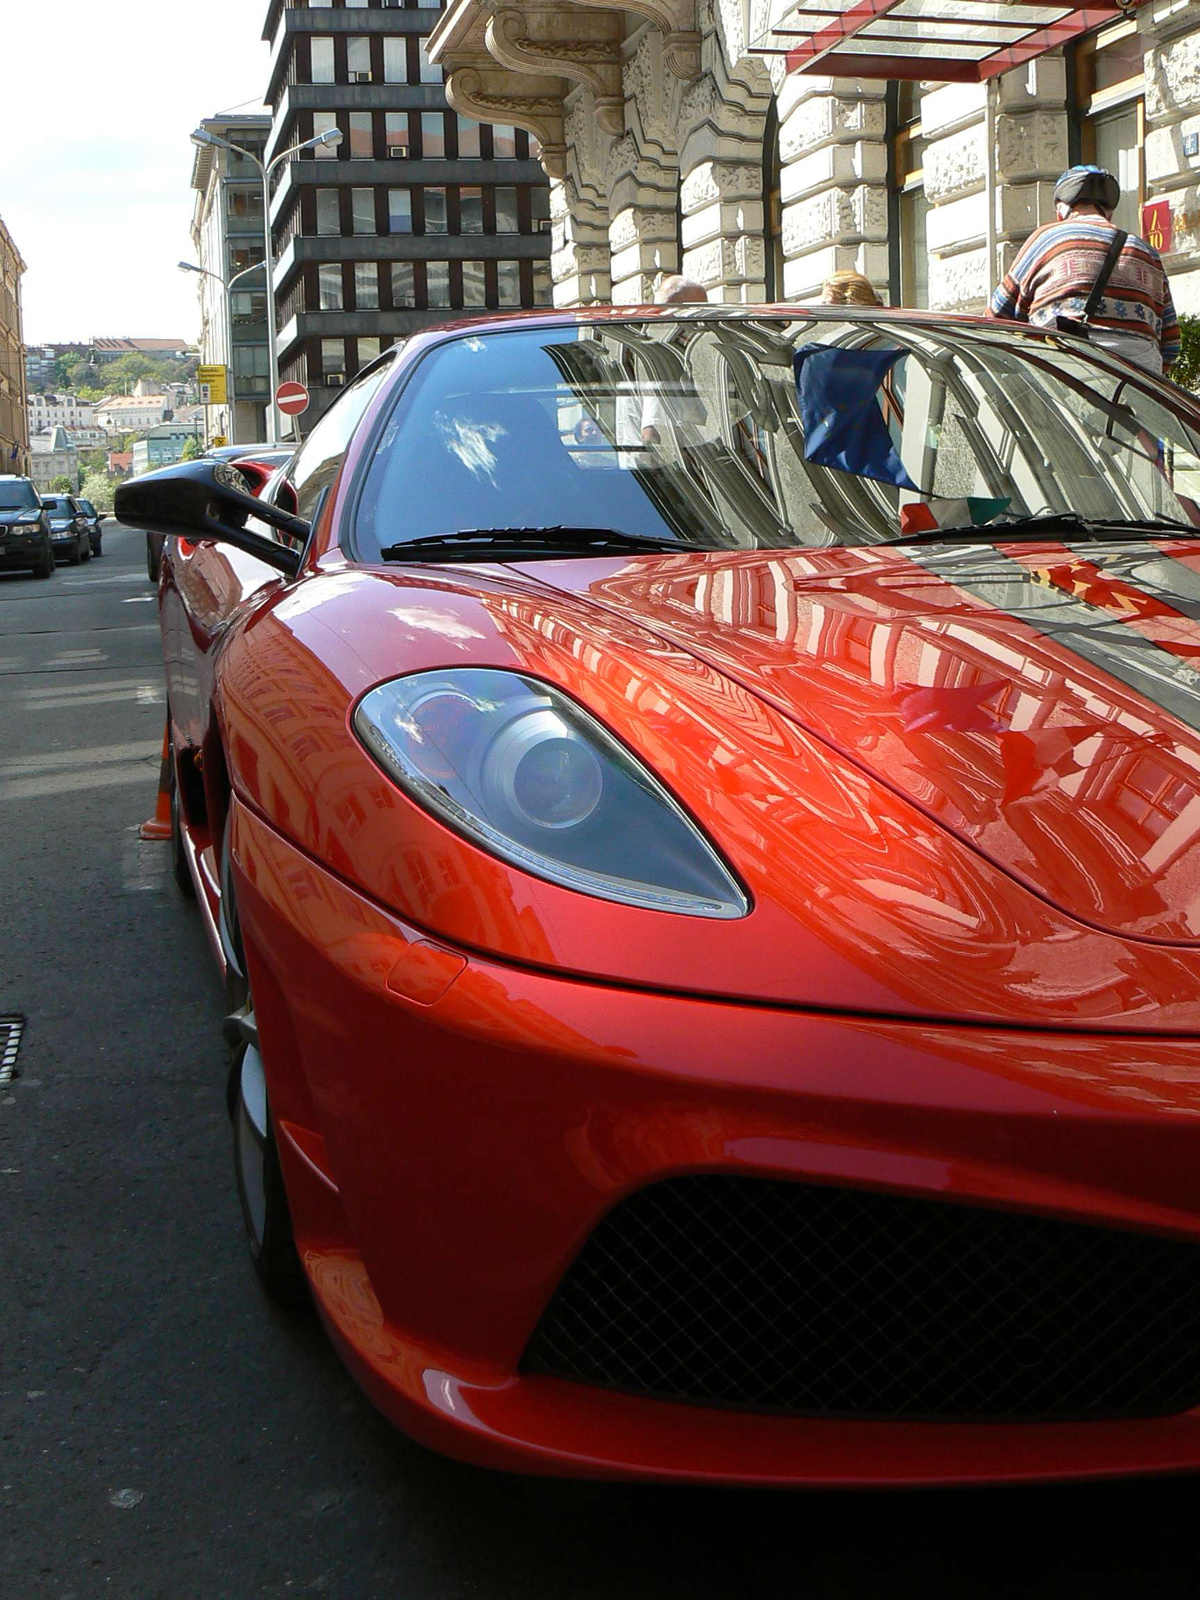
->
xmin=153 ymin=308 xmax=1200 ymax=1482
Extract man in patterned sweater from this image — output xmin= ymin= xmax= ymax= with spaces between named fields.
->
xmin=988 ymin=165 xmax=1179 ymax=377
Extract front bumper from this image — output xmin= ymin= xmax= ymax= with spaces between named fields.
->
xmin=231 ymin=797 xmax=1200 ymax=1485
xmin=0 ymin=534 xmax=47 ymax=567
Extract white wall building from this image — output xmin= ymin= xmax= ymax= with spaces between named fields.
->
xmin=427 ymin=0 xmax=1200 ymax=321
xmin=28 ymin=393 xmax=95 ymax=434
xmin=30 ymin=426 xmax=78 ymax=489
xmin=94 ymin=394 xmax=170 ymax=436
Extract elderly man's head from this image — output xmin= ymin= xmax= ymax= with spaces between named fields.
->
xmin=654 ymin=275 xmax=708 ymax=305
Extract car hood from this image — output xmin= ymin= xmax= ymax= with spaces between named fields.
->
xmin=222 ymin=543 xmax=1200 ymax=1031
xmin=533 ymin=539 xmax=1200 ymax=947
xmin=0 ymin=510 xmax=39 ymax=525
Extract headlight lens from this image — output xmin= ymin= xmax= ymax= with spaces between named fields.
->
xmin=354 ymin=668 xmax=749 ymax=918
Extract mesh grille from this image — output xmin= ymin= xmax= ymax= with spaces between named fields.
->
xmin=524 ymin=1177 xmax=1200 ymax=1419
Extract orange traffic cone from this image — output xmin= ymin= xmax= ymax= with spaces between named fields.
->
xmin=139 ymin=719 xmax=173 ymax=841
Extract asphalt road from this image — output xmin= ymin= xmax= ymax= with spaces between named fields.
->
xmin=2 ymin=525 xmax=1197 ymax=1600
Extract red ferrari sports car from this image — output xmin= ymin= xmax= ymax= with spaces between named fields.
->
xmin=118 ymin=307 xmax=1200 ymax=1486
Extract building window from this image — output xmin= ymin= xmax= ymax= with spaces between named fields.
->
xmin=355 ymin=263 xmax=380 ymax=310
xmin=316 ymin=189 xmax=341 ymax=235
xmin=352 ymin=188 xmax=376 ymax=234
xmin=426 ymin=262 xmax=451 ymax=306
xmin=356 ymin=337 xmax=382 ymax=368
xmin=321 ymin=338 xmax=346 ymax=380
xmin=384 ymin=37 xmax=408 ymax=83
xmin=492 ymin=125 xmax=518 ymax=159
xmin=391 ymin=262 xmax=416 ymax=307
xmin=310 ymin=37 xmax=335 ymax=84
xmin=386 ymin=113 xmax=411 ymax=157
xmin=389 ymin=188 xmax=413 ymax=233
xmin=763 ymin=100 xmax=784 ymax=301
xmin=1072 ymin=20 xmax=1145 ymax=235
xmin=889 ymin=83 xmax=928 ymax=309
xmin=319 ymin=263 xmax=344 ymax=311
xmin=313 ymin=111 xmax=339 ymax=157
xmin=457 ymin=119 xmax=481 ymax=159
xmin=461 ymin=261 xmax=487 ymax=308
xmin=347 ymin=36 xmax=372 ymax=81
xmin=423 ymin=187 xmax=448 ymax=233
xmin=418 ymin=41 xmax=441 ymax=84
xmin=494 ymin=187 xmax=519 ymax=232
xmin=497 ymin=261 xmax=522 ymax=307
xmin=531 ymin=186 xmax=550 ymax=233
xmin=422 ymin=113 xmax=446 ymax=160
xmin=533 ymin=261 xmax=553 ymax=305
xmin=349 ymin=112 xmax=373 ymax=159
xmin=460 ymin=186 xmax=484 ymax=233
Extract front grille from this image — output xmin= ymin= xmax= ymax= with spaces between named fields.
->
xmin=524 ymin=1177 xmax=1200 ymax=1419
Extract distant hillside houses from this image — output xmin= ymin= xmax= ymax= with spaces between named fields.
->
xmin=94 ymin=394 xmax=169 ymax=434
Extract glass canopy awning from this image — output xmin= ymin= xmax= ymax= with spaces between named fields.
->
xmin=749 ymin=0 xmax=1141 ymax=82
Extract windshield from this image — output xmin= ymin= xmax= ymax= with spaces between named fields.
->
xmin=78 ymin=501 xmax=95 ymax=515
xmin=355 ymin=317 xmax=1200 ymax=557
xmin=0 ymin=481 xmax=40 ymax=512
xmin=43 ymin=498 xmax=71 ymax=514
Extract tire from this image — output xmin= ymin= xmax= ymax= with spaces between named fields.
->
xmin=147 ymin=536 xmax=161 ymax=583
xmin=80 ymin=536 xmax=91 ymax=562
xmin=221 ymin=825 xmax=307 ymax=1306
xmin=92 ymin=537 xmax=102 ymax=558
xmin=67 ymin=540 xmax=82 ymax=566
xmin=32 ymin=545 xmax=54 ymax=580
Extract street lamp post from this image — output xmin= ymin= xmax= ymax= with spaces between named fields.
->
xmin=191 ymin=124 xmax=343 ymax=444
xmin=178 ymin=258 xmax=270 ymax=446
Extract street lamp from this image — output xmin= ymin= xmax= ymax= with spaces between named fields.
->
xmin=178 ymin=258 xmax=268 ymax=446
xmin=190 ymin=123 xmax=343 ymax=444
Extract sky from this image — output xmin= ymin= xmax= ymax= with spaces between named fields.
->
xmin=1 ymin=1 xmax=271 ymax=344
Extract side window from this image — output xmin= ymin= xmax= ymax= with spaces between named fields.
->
xmin=288 ymin=358 xmax=395 ymax=524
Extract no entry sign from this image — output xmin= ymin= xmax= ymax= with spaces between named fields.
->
xmin=275 ymin=381 xmax=310 ymax=416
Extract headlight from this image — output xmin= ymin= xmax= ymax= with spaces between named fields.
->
xmin=354 ymin=668 xmax=749 ymax=918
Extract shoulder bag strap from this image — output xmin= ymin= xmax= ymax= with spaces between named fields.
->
xmin=1082 ymin=228 xmax=1128 ymax=323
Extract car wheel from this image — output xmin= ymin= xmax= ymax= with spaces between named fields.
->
xmin=33 ymin=546 xmax=54 ymax=580
xmin=147 ymin=537 xmax=160 ymax=583
xmin=221 ymin=829 xmax=307 ymax=1306
xmin=92 ymin=537 xmax=102 ymax=558
xmin=80 ymin=536 xmax=91 ymax=562
xmin=67 ymin=540 xmax=82 ymax=566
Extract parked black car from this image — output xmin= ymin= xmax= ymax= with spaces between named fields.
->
xmin=76 ymin=498 xmax=107 ymax=556
xmin=41 ymin=494 xmax=92 ymax=565
xmin=0 ymin=475 xmax=55 ymax=579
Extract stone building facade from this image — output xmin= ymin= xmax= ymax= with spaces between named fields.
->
xmin=428 ymin=0 xmax=1200 ymax=322
xmin=0 ymin=216 xmax=29 ymax=475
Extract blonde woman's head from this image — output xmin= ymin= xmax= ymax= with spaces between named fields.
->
xmin=820 ymin=270 xmax=883 ymax=308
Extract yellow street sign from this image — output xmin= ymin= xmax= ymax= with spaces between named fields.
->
xmin=210 ymin=435 xmax=228 ymax=448
xmin=197 ymin=364 xmax=228 ymax=404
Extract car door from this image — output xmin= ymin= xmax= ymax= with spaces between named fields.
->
xmin=165 ymin=358 xmax=395 ymax=757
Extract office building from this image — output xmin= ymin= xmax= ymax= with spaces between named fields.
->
xmin=262 ymin=0 xmax=553 ymax=425
xmin=191 ymin=112 xmax=274 ymax=444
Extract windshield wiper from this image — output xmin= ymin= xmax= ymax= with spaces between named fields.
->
xmin=378 ymin=526 xmax=684 ymax=562
xmin=884 ymin=512 xmax=1200 ymax=547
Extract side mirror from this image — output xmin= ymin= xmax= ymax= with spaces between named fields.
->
xmin=115 ymin=459 xmax=308 ymax=577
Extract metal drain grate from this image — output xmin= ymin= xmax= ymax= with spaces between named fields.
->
xmin=0 ymin=1017 xmax=25 ymax=1087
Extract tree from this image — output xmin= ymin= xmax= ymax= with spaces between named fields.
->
xmin=48 ymin=475 xmax=74 ymax=493
xmin=79 ymin=470 xmax=115 ymax=512
xmin=181 ymin=435 xmax=203 ymax=461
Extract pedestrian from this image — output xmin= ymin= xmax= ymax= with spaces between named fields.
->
xmin=820 ymin=270 xmax=883 ymax=307
xmin=653 ymin=274 xmax=708 ymax=306
xmin=988 ymin=165 xmax=1180 ymax=376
